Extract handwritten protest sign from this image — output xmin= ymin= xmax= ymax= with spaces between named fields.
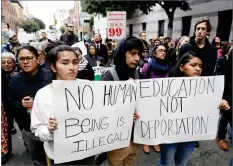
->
xmin=71 ymin=41 xmax=87 ymax=56
xmin=52 ymin=80 xmax=136 ymax=164
xmin=134 ymin=76 xmax=224 ymax=145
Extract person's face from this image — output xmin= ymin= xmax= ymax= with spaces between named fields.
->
xmin=51 ymin=51 xmax=79 ymax=80
xmin=180 ymin=37 xmax=190 ymax=47
xmin=42 ymin=33 xmax=46 ymax=39
xmin=141 ymin=33 xmax=146 ymax=41
xmin=195 ymin=22 xmax=208 ymax=40
xmin=153 ymin=45 xmax=166 ymax=59
xmin=159 ymin=36 xmax=164 ymax=43
xmin=17 ymin=49 xmax=40 ymax=75
xmin=154 ymin=40 xmax=161 ymax=45
xmin=180 ymin=57 xmax=202 ymax=77
xmin=125 ymin=48 xmax=141 ymax=68
xmin=94 ymin=34 xmax=101 ymax=43
xmin=89 ymin=46 xmax=96 ymax=55
xmin=215 ymin=37 xmax=220 ymax=43
xmin=142 ymin=50 xmax=149 ymax=57
xmin=67 ymin=24 xmax=74 ymax=32
xmin=2 ymin=58 xmax=15 ymax=72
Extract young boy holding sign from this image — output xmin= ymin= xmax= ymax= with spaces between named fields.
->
xmin=158 ymin=51 xmax=230 ymax=166
xmin=30 ymin=42 xmax=95 ymax=165
xmin=97 ymin=36 xmax=144 ymax=165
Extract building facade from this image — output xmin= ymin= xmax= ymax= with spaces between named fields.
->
xmin=94 ymin=0 xmax=233 ymax=42
xmin=75 ymin=1 xmax=92 ymax=40
xmin=2 ymin=0 xmax=19 ymax=33
xmin=10 ymin=0 xmax=24 ymax=24
xmin=54 ymin=8 xmax=70 ymax=29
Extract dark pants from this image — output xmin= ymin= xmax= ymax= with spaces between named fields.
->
xmin=49 ymin=156 xmax=95 ymax=165
xmin=22 ymin=130 xmax=47 ymax=165
xmin=218 ymin=108 xmax=232 ymax=139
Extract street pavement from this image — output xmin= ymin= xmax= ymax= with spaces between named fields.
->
xmin=6 ymin=124 xmax=232 ymax=166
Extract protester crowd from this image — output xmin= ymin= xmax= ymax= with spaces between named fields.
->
xmin=1 ymin=17 xmax=232 ymax=166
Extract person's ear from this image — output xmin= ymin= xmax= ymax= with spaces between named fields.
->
xmin=180 ymin=64 xmax=184 ymax=72
xmin=50 ymin=64 xmax=57 ymax=73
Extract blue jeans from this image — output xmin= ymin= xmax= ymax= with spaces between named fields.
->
xmin=158 ymin=142 xmax=195 ymax=166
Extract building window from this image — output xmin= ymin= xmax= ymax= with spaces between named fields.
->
xmin=216 ymin=9 xmax=232 ymax=41
xmin=142 ymin=22 xmax=146 ymax=31
xmin=158 ymin=20 xmax=165 ymax=36
xmin=129 ymin=24 xmax=133 ymax=36
xmin=181 ymin=16 xmax=192 ymax=36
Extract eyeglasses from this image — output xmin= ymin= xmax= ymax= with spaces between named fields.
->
xmin=68 ymin=26 xmax=74 ymax=28
xmin=143 ymin=51 xmax=149 ymax=53
xmin=17 ymin=57 xmax=35 ymax=63
xmin=156 ymin=49 xmax=166 ymax=53
xmin=2 ymin=60 xmax=14 ymax=65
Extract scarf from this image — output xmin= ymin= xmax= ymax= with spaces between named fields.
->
xmin=149 ymin=57 xmax=170 ymax=75
xmin=79 ymin=57 xmax=88 ymax=71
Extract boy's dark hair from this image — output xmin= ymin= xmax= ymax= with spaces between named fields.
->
xmin=170 ymin=51 xmax=200 ymax=77
xmin=16 ymin=45 xmax=39 ymax=58
xmin=194 ymin=17 xmax=212 ymax=35
xmin=114 ymin=36 xmax=143 ymax=66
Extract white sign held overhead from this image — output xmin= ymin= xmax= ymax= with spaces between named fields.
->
xmin=71 ymin=41 xmax=87 ymax=56
xmin=107 ymin=11 xmax=126 ymax=39
xmin=134 ymin=76 xmax=225 ymax=145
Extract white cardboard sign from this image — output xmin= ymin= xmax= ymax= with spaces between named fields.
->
xmin=134 ymin=76 xmax=224 ymax=145
xmin=53 ymin=80 xmax=136 ymax=164
xmin=107 ymin=11 xmax=126 ymax=39
xmin=72 ymin=41 xmax=87 ymax=56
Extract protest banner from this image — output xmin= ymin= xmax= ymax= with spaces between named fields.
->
xmin=134 ymin=76 xmax=224 ymax=145
xmin=52 ymin=80 xmax=136 ymax=164
xmin=71 ymin=41 xmax=87 ymax=56
xmin=107 ymin=11 xmax=126 ymax=39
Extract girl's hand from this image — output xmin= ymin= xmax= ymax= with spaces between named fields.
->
xmin=22 ymin=96 xmax=33 ymax=108
xmin=218 ymin=99 xmax=230 ymax=110
xmin=48 ymin=117 xmax=58 ymax=134
xmin=133 ymin=112 xmax=140 ymax=122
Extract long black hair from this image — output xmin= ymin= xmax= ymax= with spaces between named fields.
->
xmin=170 ymin=51 xmax=200 ymax=77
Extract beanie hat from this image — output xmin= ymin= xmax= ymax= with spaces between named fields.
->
xmin=2 ymin=52 xmax=16 ymax=63
xmin=7 ymin=30 xmax=16 ymax=40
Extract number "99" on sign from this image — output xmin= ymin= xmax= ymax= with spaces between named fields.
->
xmin=108 ymin=28 xmax=122 ymax=37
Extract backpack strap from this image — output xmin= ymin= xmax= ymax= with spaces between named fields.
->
xmin=107 ymin=67 xmax=120 ymax=81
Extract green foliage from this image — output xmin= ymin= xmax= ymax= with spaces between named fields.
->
xmin=82 ymin=1 xmax=191 ymax=19
xmin=20 ymin=19 xmax=40 ymax=33
xmin=31 ymin=18 xmax=46 ymax=30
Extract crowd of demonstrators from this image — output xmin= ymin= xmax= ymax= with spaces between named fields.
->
xmin=1 ymin=17 xmax=232 ymax=166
